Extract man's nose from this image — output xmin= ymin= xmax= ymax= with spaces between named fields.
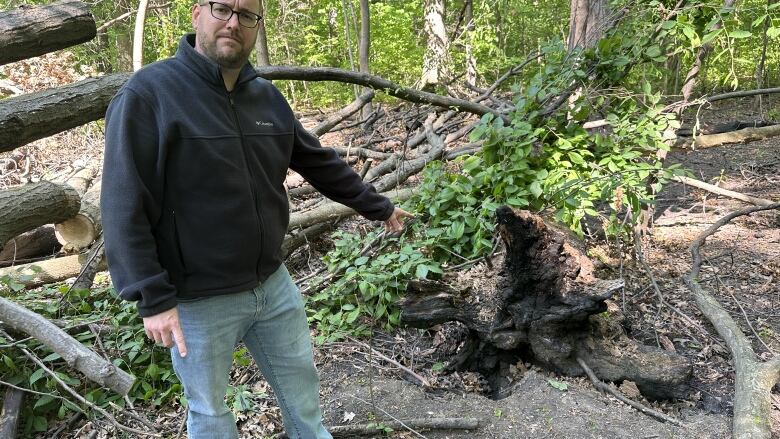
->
xmin=225 ymin=11 xmax=241 ymax=28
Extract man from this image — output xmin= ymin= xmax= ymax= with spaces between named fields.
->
xmin=100 ymin=1 xmax=411 ymax=437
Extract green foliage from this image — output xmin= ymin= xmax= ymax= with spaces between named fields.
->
xmin=306 ymin=5 xmax=692 ymax=342
xmin=0 ymin=275 xmax=181 ymax=436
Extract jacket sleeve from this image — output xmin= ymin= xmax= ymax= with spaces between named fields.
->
xmin=101 ymin=87 xmax=178 ymax=317
xmin=288 ymin=119 xmax=394 ymax=221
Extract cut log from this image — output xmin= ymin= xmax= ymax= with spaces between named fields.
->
xmin=676 ymin=124 xmax=780 ymax=149
xmin=0 ymin=386 xmax=24 ymax=439
xmin=400 ymin=207 xmax=691 ymax=400
xmin=0 ymin=0 xmax=96 ymax=66
xmin=0 ymin=73 xmax=130 ymax=153
xmin=0 ymin=181 xmax=81 ymax=251
xmin=55 ymin=180 xmax=101 ymax=251
xmin=0 ymin=225 xmax=61 ymax=263
xmin=0 ymin=296 xmax=135 ymax=395
xmin=0 ymin=252 xmax=105 ymax=288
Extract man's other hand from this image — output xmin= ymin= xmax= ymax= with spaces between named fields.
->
xmin=143 ymin=307 xmax=187 ymax=357
xmin=384 ymin=207 xmax=414 ymax=233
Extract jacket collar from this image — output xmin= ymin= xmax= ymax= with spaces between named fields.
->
xmin=176 ymin=34 xmax=258 ymax=90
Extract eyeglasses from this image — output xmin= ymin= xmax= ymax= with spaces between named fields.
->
xmin=201 ymin=1 xmax=262 ymax=28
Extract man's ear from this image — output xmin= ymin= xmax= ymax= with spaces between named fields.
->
xmin=191 ymin=3 xmax=200 ymax=30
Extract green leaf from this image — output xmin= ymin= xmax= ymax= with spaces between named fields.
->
xmin=32 ymin=416 xmax=47 ymax=432
xmin=345 ymin=308 xmax=361 ymax=324
xmin=415 ymin=264 xmax=429 ymax=279
xmin=644 ymin=45 xmax=662 ymax=58
xmin=728 ymin=30 xmax=752 ymax=39
xmin=768 ymin=27 xmax=780 ymax=39
xmin=354 ymin=256 xmax=369 ymax=266
xmin=42 ymin=352 xmax=62 ymax=362
xmin=34 ymin=395 xmax=56 ymax=409
xmin=529 ymin=181 xmax=543 ymax=198
xmin=29 ymin=368 xmax=46 ymax=385
xmin=548 ymin=379 xmax=568 ymax=391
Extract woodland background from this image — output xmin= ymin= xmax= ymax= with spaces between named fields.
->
xmin=0 ymin=0 xmax=779 ymax=438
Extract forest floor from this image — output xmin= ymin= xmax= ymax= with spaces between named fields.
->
xmin=226 ymin=97 xmax=780 ymax=439
xmin=2 ymin=53 xmax=779 ymax=438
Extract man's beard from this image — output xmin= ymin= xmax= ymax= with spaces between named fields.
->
xmin=198 ymin=33 xmax=254 ymax=69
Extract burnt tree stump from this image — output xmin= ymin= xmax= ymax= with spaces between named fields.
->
xmin=400 ymin=207 xmax=691 ymax=400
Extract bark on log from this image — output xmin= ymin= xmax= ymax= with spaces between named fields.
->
xmin=400 ymin=207 xmax=691 ymax=400
xmin=672 ymin=176 xmax=776 ymax=207
xmin=0 ymin=386 xmax=23 ymax=439
xmin=0 ymin=297 xmax=135 ymax=395
xmin=0 ymin=252 xmax=105 ymax=288
xmin=55 ymin=180 xmax=101 ymax=251
xmin=0 ymin=0 xmax=96 ymax=66
xmin=0 ymin=181 xmax=81 ymax=251
xmin=676 ymin=120 xmax=777 ymax=137
xmin=311 ymin=90 xmax=375 ymax=136
xmin=684 ymin=203 xmax=780 ymax=439
xmin=0 ymin=225 xmax=61 ymax=263
xmin=288 ymin=188 xmax=413 ymax=230
xmin=0 ymin=73 xmax=130 ymax=152
xmin=675 ymin=124 xmax=780 ymax=149
xmin=254 ymin=66 xmax=508 ymax=123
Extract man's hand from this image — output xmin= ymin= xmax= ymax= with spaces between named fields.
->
xmin=143 ymin=307 xmax=187 ymax=357
xmin=384 ymin=207 xmax=414 ymax=233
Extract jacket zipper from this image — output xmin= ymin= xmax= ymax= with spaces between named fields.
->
xmin=228 ymin=92 xmax=264 ymax=277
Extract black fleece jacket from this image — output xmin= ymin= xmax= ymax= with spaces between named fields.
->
xmin=101 ymin=34 xmax=394 ymax=317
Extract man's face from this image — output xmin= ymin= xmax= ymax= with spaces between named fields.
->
xmin=192 ymin=0 xmax=260 ymax=69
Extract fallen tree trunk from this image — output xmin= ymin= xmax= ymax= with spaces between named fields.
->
xmin=55 ymin=180 xmax=101 ymax=251
xmin=400 ymin=207 xmax=691 ymax=400
xmin=0 ymin=387 xmax=23 ymax=439
xmin=672 ymin=176 xmax=776 ymax=207
xmin=0 ymin=73 xmax=130 ymax=152
xmin=0 ymin=296 xmax=135 ymax=395
xmin=676 ymin=120 xmax=777 ymax=137
xmin=311 ymin=90 xmax=375 ymax=136
xmin=684 ymin=203 xmax=780 ymax=439
xmin=0 ymin=225 xmax=61 ymax=263
xmin=254 ymin=66 xmax=508 ymax=123
xmin=675 ymin=124 xmax=780 ymax=149
xmin=0 ymin=252 xmax=105 ymax=288
xmin=0 ymin=181 xmax=81 ymax=251
xmin=288 ymin=187 xmax=414 ymax=230
xmin=0 ymin=0 xmax=96 ymax=66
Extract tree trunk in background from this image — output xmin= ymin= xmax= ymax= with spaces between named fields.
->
xmin=464 ymin=0 xmax=476 ymax=87
xmin=341 ymin=0 xmax=359 ymax=98
xmin=358 ymin=0 xmax=372 ymax=120
xmin=132 ymin=0 xmax=149 ymax=71
xmin=679 ymin=0 xmax=736 ymax=107
xmin=567 ymin=0 xmax=609 ymax=50
xmin=0 ymin=0 xmax=96 ymax=66
xmin=420 ymin=0 xmax=448 ymax=91
xmin=754 ymin=0 xmax=774 ymax=110
xmin=255 ymin=0 xmax=271 ymax=66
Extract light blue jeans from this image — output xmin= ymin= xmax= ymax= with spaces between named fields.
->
xmin=171 ymin=265 xmax=331 ymax=439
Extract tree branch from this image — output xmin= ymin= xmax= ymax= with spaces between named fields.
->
xmin=255 ymin=66 xmax=508 ymax=123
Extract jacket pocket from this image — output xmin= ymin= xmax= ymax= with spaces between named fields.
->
xmin=171 ymin=210 xmax=188 ymax=273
